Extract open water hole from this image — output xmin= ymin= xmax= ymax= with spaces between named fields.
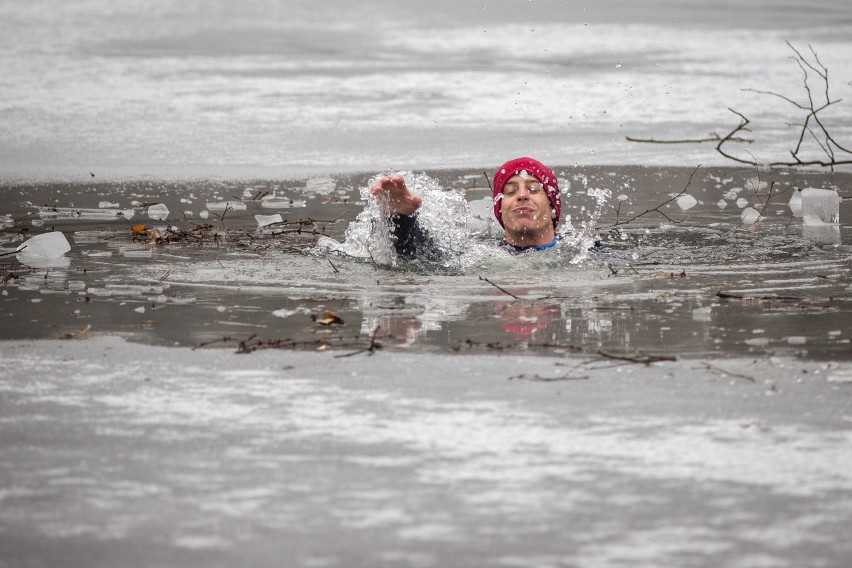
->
xmin=1 ymin=166 xmax=850 ymax=361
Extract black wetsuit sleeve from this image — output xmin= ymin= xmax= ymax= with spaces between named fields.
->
xmin=389 ymin=213 xmax=442 ymax=261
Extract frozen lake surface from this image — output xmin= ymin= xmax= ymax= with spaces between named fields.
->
xmin=2 ymin=0 xmax=852 ymax=179
xmin=2 ymin=2 xmax=852 ymax=566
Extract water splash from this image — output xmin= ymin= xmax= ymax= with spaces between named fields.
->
xmin=317 ymin=172 xmax=600 ymax=273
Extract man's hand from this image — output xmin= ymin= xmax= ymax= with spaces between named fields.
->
xmin=370 ymin=174 xmax=422 ymax=216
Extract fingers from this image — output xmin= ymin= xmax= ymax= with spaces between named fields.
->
xmin=370 ymin=174 xmax=406 ymax=196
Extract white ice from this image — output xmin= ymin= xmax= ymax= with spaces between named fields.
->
xmin=255 ymin=214 xmax=283 ymax=227
xmin=788 ymin=190 xmax=803 ymax=218
xmin=676 ymin=195 xmax=697 ymax=211
xmin=801 ymin=188 xmax=840 ymax=226
xmin=16 ymin=231 xmax=71 ymax=258
xmin=147 ymin=204 xmax=170 ymax=221
xmin=740 ymin=207 xmax=761 ymax=225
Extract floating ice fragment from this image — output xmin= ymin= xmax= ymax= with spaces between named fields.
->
xmin=272 ymin=308 xmax=298 ymax=318
xmin=206 ymin=201 xmax=247 ymax=212
xmin=99 ymin=201 xmax=119 ymax=208
xmin=147 ymin=203 xmax=169 ymax=220
xmin=788 ymin=190 xmax=802 ymax=218
xmin=716 ymin=199 xmax=728 ymax=209
xmin=38 ymin=207 xmax=134 ymax=221
xmin=199 ymin=210 xmax=209 ymax=219
xmin=616 ymin=194 xmax=629 ymax=202
xmin=135 ymin=306 xmax=146 ymax=313
xmin=740 ymin=207 xmax=761 ymax=225
xmin=16 ymin=231 xmax=71 ymax=258
xmin=255 ymin=214 xmax=283 ymax=227
xmin=801 ymin=187 xmax=839 ymax=225
xmin=121 ymin=248 xmax=153 ymax=258
xmin=305 ymin=176 xmax=337 ymax=195
xmin=786 ymin=336 xmax=807 ymax=345
xmin=261 ymin=198 xmax=306 ymax=209
xmin=676 ymin=194 xmax=697 ymax=211
xmin=736 ymin=198 xmax=749 ymax=209
xmin=691 ymin=307 xmax=711 ymax=322
xmin=745 ymin=337 xmax=770 ymax=346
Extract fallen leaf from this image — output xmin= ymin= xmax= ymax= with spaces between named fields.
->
xmin=312 ymin=310 xmax=344 ymax=326
xmin=132 ymin=224 xmax=147 ymax=235
xmin=60 ymin=324 xmax=91 ymax=340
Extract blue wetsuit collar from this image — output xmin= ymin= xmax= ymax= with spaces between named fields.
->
xmin=502 ymin=234 xmax=560 ymax=253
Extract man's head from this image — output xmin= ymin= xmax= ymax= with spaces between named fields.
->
xmin=492 ymin=157 xmax=561 ymax=246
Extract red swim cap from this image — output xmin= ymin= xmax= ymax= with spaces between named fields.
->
xmin=492 ymin=157 xmax=561 ymax=228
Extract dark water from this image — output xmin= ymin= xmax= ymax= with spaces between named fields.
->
xmin=2 ymin=166 xmax=850 ymax=361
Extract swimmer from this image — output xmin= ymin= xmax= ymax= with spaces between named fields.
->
xmin=370 ymin=157 xmax=562 ymax=258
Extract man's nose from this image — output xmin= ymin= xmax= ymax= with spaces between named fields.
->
xmin=516 ymin=185 xmax=530 ymax=199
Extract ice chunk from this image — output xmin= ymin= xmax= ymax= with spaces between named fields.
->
xmin=261 ymin=198 xmax=306 ymax=209
xmin=691 ymin=307 xmax=712 ymax=322
xmin=740 ymin=207 xmax=761 ymax=225
xmin=801 ymin=187 xmax=839 ymax=225
xmin=788 ymin=190 xmax=802 ymax=218
xmin=148 ymin=203 xmax=170 ymax=221
xmin=99 ymin=201 xmax=119 ymax=208
xmin=16 ymin=231 xmax=71 ymax=258
xmin=676 ymin=194 xmax=697 ymax=211
xmin=255 ymin=214 xmax=283 ymax=227
xmin=716 ymin=199 xmax=728 ymax=209
xmin=206 ymin=201 xmax=247 ymax=212
xmin=736 ymin=198 xmax=749 ymax=209
xmin=305 ymin=176 xmax=337 ymax=195
xmin=199 ymin=210 xmax=209 ymax=219
xmin=38 ymin=207 xmax=134 ymax=221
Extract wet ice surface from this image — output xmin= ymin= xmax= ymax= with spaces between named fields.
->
xmin=1 ymin=337 xmax=851 ymax=568
xmin=1 ymin=166 xmax=851 ymax=360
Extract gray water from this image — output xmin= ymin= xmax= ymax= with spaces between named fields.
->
xmin=1 ymin=165 xmax=849 ymax=360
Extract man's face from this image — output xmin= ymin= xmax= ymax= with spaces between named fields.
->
xmin=499 ymin=173 xmax=556 ymax=239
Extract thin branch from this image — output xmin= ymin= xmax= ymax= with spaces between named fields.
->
xmin=479 ymin=275 xmax=523 ymax=300
xmin=609 ymin=165 xmax=701 ymax=227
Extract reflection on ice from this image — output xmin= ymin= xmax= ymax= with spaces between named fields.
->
xmin=803 ymin=224 xmax=841 ymax=245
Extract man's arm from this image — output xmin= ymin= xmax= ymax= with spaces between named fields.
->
xmin=370 ymin=175 xmax=441 ymax=261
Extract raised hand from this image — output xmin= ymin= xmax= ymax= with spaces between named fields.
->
xmin=369 ymin=174 xmax=422 ymax=216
